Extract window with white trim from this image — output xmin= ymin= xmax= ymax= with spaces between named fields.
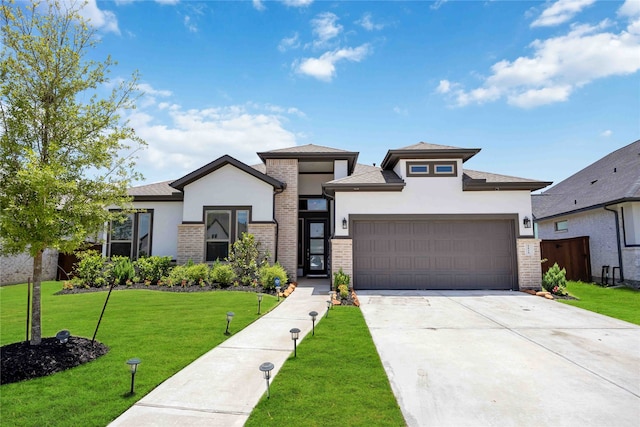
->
xmin=554 ymin=220 xmax=568 ymax=232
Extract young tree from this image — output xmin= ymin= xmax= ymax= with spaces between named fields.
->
xmin=0 ymin=0 xmax=145 ymax=344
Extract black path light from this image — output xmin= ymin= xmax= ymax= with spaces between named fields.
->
xmin=309 ymin=311 xmax=318 ymax=336
xmin=326 ymin=300 xmax=332 ymax=318
xmin=126 ymin=358 xmax=141 ymax=395
xmin=56 ymin=329 xmax=70 ymax=344
xmin=257 ymin=293 xmax=263 ymax=315
xmin=289 ymin=327 xmax=301 ymax=357
xmin=225 ymin=311 xmax=235 ymax=335
xmin=259 ymin=362 xmax=274 ymax=398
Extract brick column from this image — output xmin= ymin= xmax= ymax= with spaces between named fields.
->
xmin=266 ymin=159 xmax=298 ymax=282
xmin=248 ymin=223 xmax=276 ymax=265
xmin=516 ymin=238 xmax=542 ymax=290
xmin=177 ymin=223 xmax=205 ymax=264
xmin=331 ymin=238 xmax=353 ymax=287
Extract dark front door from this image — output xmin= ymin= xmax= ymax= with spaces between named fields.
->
xmin=305 ymin=219 xmax=328 ymax=276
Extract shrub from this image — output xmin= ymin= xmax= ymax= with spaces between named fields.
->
xmin=166 ymin=264 xmax=189 ymax=287
xmin=74 ymin=250 xmax=109 ymax=287
xmin=338 ymin=284 xmax=349 ymax=299
xmin=111 ymin=256 xmax=135 ymax=286
xmin=333 ymin=268 xmax=350 ymax=290
xmin=211 ymin=261 xmax=237 ymax=287
xmin=135 ymin=256 xmax=172 ymax=284
xmin=259 ymin=263 xmax=288 ymax=290
xmin=186 ymin=263 xmax=210 ymax=284
xmin=542 ymin=262 xmax=567 ymax=295
xmin=227 ymin=233 xmax=269 ymax=286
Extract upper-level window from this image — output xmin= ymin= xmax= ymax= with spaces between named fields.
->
xmin=204 ymin=207 xmax=250 ymax=261
xmin=108 ymin=211 xmax=153 ymax=259
xmin=299 ymin=198 xmax=328 ymax=211
xmin=554 ymin=220 xmax=568 ymax=232
xmin=406 ymin=161 xmax=457 ymax=177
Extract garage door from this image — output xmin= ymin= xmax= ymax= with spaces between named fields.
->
xmin=353 ymin=219 xmax=517 ymax=290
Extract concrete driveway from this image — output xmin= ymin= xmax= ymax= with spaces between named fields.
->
xmin=358 ymin=291 xmax=640 ymax=427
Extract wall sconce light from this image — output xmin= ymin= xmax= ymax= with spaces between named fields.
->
xmin=259 ymin=362 xmax=274 ymax=398
xmin=225 ymin=311 xmax=234 ymax=335
xmin=523 ymin=216 xmax=532 ymax=229
xmin=342 ymin=218 xmax=347 ymax=229
xmin=126 ymin=358 xmax=141 ymax=395
xmin=290 ymin=327 xmax=300 ymax=357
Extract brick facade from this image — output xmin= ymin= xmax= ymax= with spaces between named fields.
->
xmin=516 ymin=238 xmax=542 ymax=290
xmin=177 ymin=223 xmax=205 ymax=264
xmin=330 ymin=238 xmax=353 ymax=286
xmin=248 ymin=223 xmax=277 ymax=265
xmin=266 ymin=159 xmax=298 ymax=282
xmin=0 ymin=248 xmax=58 ymax=286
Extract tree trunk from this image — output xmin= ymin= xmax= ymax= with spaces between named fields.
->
xmin=30 ymin=249 xmax=43 ymax=345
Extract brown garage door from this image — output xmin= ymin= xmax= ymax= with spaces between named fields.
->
xmin=353 ymin=219 xmax=517 ymax=290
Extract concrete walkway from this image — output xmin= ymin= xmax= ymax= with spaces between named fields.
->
xmin=110 ymin=280 xmax=330 ymax=426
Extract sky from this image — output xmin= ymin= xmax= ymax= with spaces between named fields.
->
xmin=71 ymin=0 xmax=639 ymax=187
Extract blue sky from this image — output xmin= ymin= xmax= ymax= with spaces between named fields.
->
xmin=78 ymin=0 xmax=638 ymax=187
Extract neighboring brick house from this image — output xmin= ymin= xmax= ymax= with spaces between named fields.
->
xmin=107 ymin=143 xmax=550 ymax=290
xmin=0 ymin=246 xmax=58 ymax=286
xmin=533 ymin=140 xmax=640 ymax=287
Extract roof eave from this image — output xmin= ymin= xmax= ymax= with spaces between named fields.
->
xmin=322 ymin=182 xmax=406 ymax=195
xmin=534 ymin=197 xmax=640 ymax=221
xmin=463 ymin=180 xmax=553 ymax=192
xmin=132 ymin=193 xmax=184 ymax=202
xmin=380 ymin=148 xmax=481 ymax=170
xmin=257 ymin=151 xmax=360 ymax=174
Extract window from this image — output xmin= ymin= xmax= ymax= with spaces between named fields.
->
xmin=554 ymin=220 xmax=568 ymax=232
xmin=204 ymin=207 xmax=250 ymax=261
xmin=406 ymin=161 xmax=457 ymax=177
xmin=299 ymin=197 xmax=328 ymax=211
xmin=108 ymin=211 xmax=153 ymax=259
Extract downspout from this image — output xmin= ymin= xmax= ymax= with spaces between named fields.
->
xmin=273 ymin=187 xmax=285 ymax=262
xmin=603 ymin=204 xmax=624 ymax=282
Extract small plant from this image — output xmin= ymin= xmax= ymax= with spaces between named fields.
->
xmin=259 ymin=263 xmax=288 ymax=290
xmin=211 ymin=261 xmax=237 ymax=287
xmin=111 ymin=256 xmax=136 ymax=286
xmin=542 ymin=262 xmax=567 ymax=295
xmin=74 ymin=250 xmax=109 ymax=287
xmin=333 ymin=268 xmax=350 ymax=290
xmin=227 ymin=233 xmax=269 ymax=286
xmin=166 ymin=264 xmax=190 ymax=287
xmin=338 ymin=284 xmax=349 ymax=299
xmin=186 ymin=263 xmax=210 ymax=284
xmin=62 ymin=281 xmax=74 ymax=290
xmin=135 ymin=256 xmax=172 ymax=285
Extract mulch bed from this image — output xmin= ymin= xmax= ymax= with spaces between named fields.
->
xmin=1 ymin=337 xmax=109 ymax=385
xmin=55 ymin=283 xmax=277 ymax=295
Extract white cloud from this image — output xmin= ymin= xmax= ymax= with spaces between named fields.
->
xmin=184 ymin=15 xmax=197 ymax=32
xmin=281 ymin=0 xmax=313 ymax=7
xmin=393 ymin=106 xmax=408 ymax=116
xmin=295 ymin=44 xmax=371 ymax=81
xmin=75 ymin=0 xmax=119 ymax=34
xmin=311 ymin=12 xmax=343 ymax=48
xmin=531 ymin=0 xmax=595 ymax=27
xmin=278 ymin=32 xmax=300 ymax=52
xmin=356 ymin=13 xmax=384 ymax=31
xmin=129 ymin=102 xmax=302 ymax=180
xmin=253 ymin=0 xmax=266 ymax=11
xmin=600 ymin=129 xmax=613 ymax=137
xmin=431 ymin=0 xmax=449 ymax=11
xmin=619 ymin=0 xmax=640 ymax=18
xmin=439 ymin=11 xmax=640 ymax=108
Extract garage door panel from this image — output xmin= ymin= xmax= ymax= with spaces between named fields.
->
xmin=353 ymin=219 xmax=516 ymax=290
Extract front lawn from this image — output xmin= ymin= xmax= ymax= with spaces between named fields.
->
xmin=560 ymin=281 xmax=640 ymax=325
xmin=245 ymin=306 xmax=405 ymax=427
xmin=0 ymin=281 xmax=277 ymax=426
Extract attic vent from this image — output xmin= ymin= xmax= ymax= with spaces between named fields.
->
xmin=614 ymin=167 xmax=617 ymax=173
xmin=574 ymin=200 xmax=577 ymax=204
xmin=591 ymin=179 xmax=598 ymax=185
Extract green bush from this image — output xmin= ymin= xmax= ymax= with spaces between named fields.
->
xmin=187 ymin=263 xmax=210 ymax=284
xmin=74 ymin=250 xmax=109 ymax=288
xmin=165 ymin=264 xmax=189 ymax=287
xmin=227 ymin=233 xmax=269 ymax=286
xmin=135 ymin=256 xmax=172 ymax=284
xmin=259 ymin=263 xmax=288 ymax=290
xmin=542 ymin=262 xmax=567 ymax=295
xmin=333 ymin=268 xmax=350 ymax=290
xmin=211 ymin=261 xmax=237 ymax=287
xmin=338 ymin=284 xmax=349 ymax=299
xmin=111 ymin=256 xmax=135 ymax=286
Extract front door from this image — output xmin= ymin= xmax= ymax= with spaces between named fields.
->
xmin=305 ymin=219 xmax=328 ymax=276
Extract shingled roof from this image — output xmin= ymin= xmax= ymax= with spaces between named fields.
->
xmin=128 ymin=180 xmax=183 ymax=201
xmin=463 ymin=170 xmax=552 ymax=192
xmin=532 ymin=140 xmax=640 ymax=220
xmin=380 ymin=142 xmax=481 ymax=169
xmin=257 ymin=144 xmax=359 ymax=174
xmin=323 ymin=168 xmax=406 ymax=194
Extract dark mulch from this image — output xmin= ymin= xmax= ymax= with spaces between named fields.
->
xmin=1 ymin=337 xmax=109 ymax=385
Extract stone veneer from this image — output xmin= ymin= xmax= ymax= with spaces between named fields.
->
xmin=330 ymin=238 xmax=353 ymax=286
xmin=516 ymin=238 xmax=543 ymax=289
xmin=266 ymin=159 xmax=298 ymax=282
xmin=0 ymin=248 xmax=58 ymax=286
xmin=177 ymin=223 xmax=205 ymax=264
xmin=248 ymin=223 xmax=276 ymax=265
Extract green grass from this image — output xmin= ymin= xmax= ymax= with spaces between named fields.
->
xmin=245 ymin=306 xmax=405 ymax=427
xmin=0 ymin=281 xmax=278 ymax=427
xmin=560 ymin=281 xmax=640 ymax=325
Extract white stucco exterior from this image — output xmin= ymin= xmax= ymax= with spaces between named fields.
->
xmin=299 ymin=173 xmax=333 ymax=195
xmin=182 ymin=164 xmax=274 ymax=222
xmin=133 ymin=201 xmax=183 ymax=259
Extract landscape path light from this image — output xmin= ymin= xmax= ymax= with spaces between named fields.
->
xmin=309 ymin=311 xmax=318 ymax=336
xmin=289 ymin=327 xmax=300 ymax=357
xmin=257 ymin=293 xmax=263 ymax=314
xmin=56 ymin=329 xmax=70 ymax=344
xmin=126 ymin=358 xmax=141 ymax=395
xmin=225 ymin=311 xmax=235 ymax=335
xmin=259 ymin=362 xmax=274 ymax=398
xmin=326 ymin=300 xmax=332 ymax=318
xmin=275 ymin=278 xmax=281 ymax=301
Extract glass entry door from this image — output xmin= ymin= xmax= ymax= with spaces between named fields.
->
xmin=305 ymin=219 xmax=328 ymax=276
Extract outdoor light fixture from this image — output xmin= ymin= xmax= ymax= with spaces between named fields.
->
xmin=326 ymin=300 xmax=332 ymax=318
xmin=309 ymin=311 xmax=318 ymax=336
xmin=56 ymin=329 xmax=70 ymax=344
xmin=225 ymin=311 xmax=235 ymax=335
xmin=290 ymin=327 xmax=301 ymax=357
xmin=342 ymin=218 xmax=347 ymax=229
xmin=259 ymin=362 xmax=274 ymax=399
xmin=523 ymin=216 xmax=532 ymax=229
xmin=126 ymin=358 xmax=141 ymax=395
xmin=275 ymin=278 xmax=281 ymax=301
xmin=257 ymin=293 xmax=263 ymax=314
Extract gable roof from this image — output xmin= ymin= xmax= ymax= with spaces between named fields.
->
xmin=170 ymin=155 xmax=285 ymax=191
xmin=128 ymin=180 xmax=183 ymax=201
xmin=533 ymin=140 xmax=640 ymax=220
xmin=380 ymin=142 xmax=481 ymax=170
xmin=463 ymin=170 xmax=552 ymax=192
xmin=257 ymin=144 xmax=359 ymax=174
